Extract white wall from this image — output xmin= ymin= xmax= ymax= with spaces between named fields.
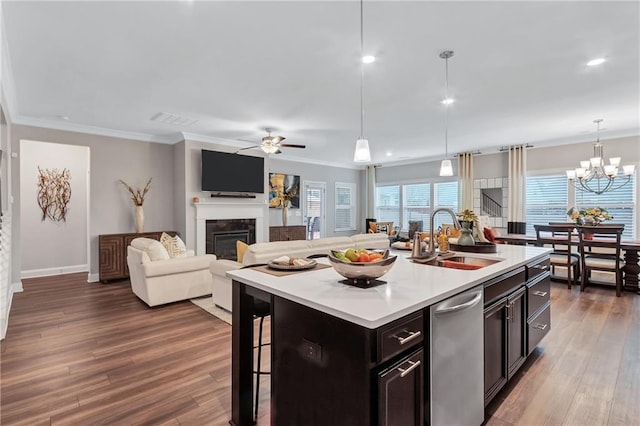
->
xmin=20 ymin=140 xmax=89 ymax=276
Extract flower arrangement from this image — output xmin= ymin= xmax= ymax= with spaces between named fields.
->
xmin=119 ymin=178 xmax=152 ymax=206
xmin=567 ymin=206 xmax=612 ymax=226
xmin=457 ymin=209 xmax=478 ymax=223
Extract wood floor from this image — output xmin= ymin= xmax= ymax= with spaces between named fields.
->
xmin=1 ymin=273 xmax=638 ymax=425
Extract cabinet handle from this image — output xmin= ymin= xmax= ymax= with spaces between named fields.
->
xmin=505 ymin=304 xmax=511 ymax=321
xmin=533 ymin=264 xmax=549 ymax=270
xmin=533 ymin=323 xmax=548 ymax=331
xmin=395 ymin=330 xmax=422 ymax=345
xmin=398 ymin=360 xmax=421 ymax=378
xmin=533 ymin=290 xmax=548 ymax=297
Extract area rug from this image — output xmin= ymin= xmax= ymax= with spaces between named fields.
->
xmin=190 ymin=297 xmax=232 ymax=325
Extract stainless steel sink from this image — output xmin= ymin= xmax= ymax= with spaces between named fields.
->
xmin=414 ymin=254 xmax=502 ymax=269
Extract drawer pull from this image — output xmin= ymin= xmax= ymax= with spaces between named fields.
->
xmin=395 ymin=330 xmax=422 ymax=345
xmin=533 ymin=323 xmax=548 ymax=331
xmin=398 ymin=360 xmax=421 ymax=377
xmin=533 ymin=264 xmax=549 ymax=271
xmin=533 ymin=290 xmax=548 ymax=297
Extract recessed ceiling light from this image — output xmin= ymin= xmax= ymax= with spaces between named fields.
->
xmin=362 ymin=55 xmax=376 ymax=64
xmin=57 ymin=115 xmax=70 ymax=120
xmin=587 ymin=58 xmax=606 ymax=66
xmin=441 ymin=98 xmax=454 ymax=105
xmin=385 ymin=151 xmax=392 ymax=157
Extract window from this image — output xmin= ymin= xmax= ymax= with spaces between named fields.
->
xmin=375 ymin=181 xmax=458 ymax=232
xmin=525 ymin=175 xmax=569 ymax=235
xmin=402 ymin=184 xmax=430 ymax=231
xmin=576 ymin=177 xmax=635 ymax=239
xmin=335 ymin=182 xmax=356 ymax=231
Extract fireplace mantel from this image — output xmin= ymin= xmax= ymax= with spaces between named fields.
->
xmin=195 ymin=201 xmax=267 ymax=255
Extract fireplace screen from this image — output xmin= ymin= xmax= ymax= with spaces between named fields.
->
xmin=206 ymin=219 xmax=256 ymax=260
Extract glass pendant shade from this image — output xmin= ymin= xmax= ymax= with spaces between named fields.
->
xmin=354 ymin=138 xmax=371 ymax=162
xmin=439 ymin=159 xmax=453 ymax=176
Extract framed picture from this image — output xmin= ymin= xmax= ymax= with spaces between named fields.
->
xmin=269 ymin=173 xmax=300 ymax=208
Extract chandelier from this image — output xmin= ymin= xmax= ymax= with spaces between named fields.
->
xmin=566 ymin=119 xmax=635 ymax=195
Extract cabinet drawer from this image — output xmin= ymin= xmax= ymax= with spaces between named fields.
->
xmin=527 ymin=303 xmax=551 ymax=353
xmin=527 ymin=257 xmax=550 ymax=282
xmin=527 ymin=275 xmax=551 ymax=318
xmin=377 ymin=311 xmax=424 ymax=364
xmin=484 ymin=267 xmax=526 ymax=306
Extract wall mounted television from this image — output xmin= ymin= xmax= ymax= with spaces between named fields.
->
xmin=201 ymin=149 xmax=265 ymax=194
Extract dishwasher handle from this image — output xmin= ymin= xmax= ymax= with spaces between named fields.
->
xmin=434 ymin=291 xmax=483 ymax=315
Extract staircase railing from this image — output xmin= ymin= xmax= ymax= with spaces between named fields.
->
xmin=482 ymin=193 xmax=502 ymax=217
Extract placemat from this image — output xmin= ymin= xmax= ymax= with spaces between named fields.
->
xmin=251 ymin=263 xmax=332 ymax=277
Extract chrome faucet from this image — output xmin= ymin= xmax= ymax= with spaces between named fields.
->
xmin=428 ymin=207 xmax=462 ymax=256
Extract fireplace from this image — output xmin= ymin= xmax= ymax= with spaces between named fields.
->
xmin=195 ymin=201 xmax=266 ymax=256
xmin=206 ymin=219 xmax=256 ymax=260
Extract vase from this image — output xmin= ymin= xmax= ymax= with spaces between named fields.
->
xmin=457 ymin=221 xmax=475 ymax=246
xmin=135 ymin=205 xmax=144 ymax=233
xmin=282 ymin=205 xmax=288 ymax=226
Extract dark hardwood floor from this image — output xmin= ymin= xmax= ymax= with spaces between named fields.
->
xmin=1 ymin=273 xmax=638 ymax=425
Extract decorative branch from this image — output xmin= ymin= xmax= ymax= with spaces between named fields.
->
xmin=119 ymin=178 xmax=152 ymax=206
xmin=37 ymin=166 xmax=71 ymax=222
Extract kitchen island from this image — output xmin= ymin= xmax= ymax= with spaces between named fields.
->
xmin=228 ymin=244 xmax=552 ymax=426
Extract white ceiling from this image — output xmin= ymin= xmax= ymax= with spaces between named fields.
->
xmin=2 ymin=1 xmax=639 ymax=168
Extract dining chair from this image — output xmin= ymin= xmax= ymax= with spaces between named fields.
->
xmin=534 ymin=224 xmax=579 ymax=288
xmin=576 ymin=225 xmax=625 ymax=296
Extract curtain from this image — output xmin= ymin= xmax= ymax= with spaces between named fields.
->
xmin=457 ymin=153 xmax=474 ymax=212
xmin=366 ymin=164 xmax=376 ymax=219
xmin=508 ymin=145 xmax=527 ymax=234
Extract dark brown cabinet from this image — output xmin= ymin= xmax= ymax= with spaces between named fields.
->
xmin=98 ymin=231 xmax=177 ymax=283
xmin=272 ymin=296 xmax=424 ymax=426
xmin=269 ymin=225 xmax=306 ymax=241
xmin=484 ymin=256 xmax=551 ymax=406
xmin=378 ymin=349 xmax=424 ymax=426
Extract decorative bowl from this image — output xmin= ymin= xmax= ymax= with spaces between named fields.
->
xmin=328 ymin=249 xmax=397 ymax=287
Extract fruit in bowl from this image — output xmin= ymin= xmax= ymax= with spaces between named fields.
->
xmin=328 ymin=248 xmax=397 ymax=285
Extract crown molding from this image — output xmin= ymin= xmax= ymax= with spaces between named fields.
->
xmin=10 ymin=115 xmax=179 ymax=144
xmin=1 ymin=16 xmax=18 ymax=123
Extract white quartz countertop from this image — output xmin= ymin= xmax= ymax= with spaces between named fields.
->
xmin=227 ymin=244 xmax=551 ymax=329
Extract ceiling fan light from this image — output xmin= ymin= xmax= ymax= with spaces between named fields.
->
xmin=439 ymin=159 xmax=453 ymax=177
xmin=354 ymin=138 xmax=371 ymax=162
xmin=262 ymin=143 xmax=279 ymax=154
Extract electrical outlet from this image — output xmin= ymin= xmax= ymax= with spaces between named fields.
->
xmin=302 ymin=338 xmax=322 ymax=362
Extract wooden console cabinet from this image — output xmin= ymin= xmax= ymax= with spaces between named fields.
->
xmin=269 ymin=225 xmax=306 ymax=242
xmin=98 ymin=231 xmax=177 ymax=283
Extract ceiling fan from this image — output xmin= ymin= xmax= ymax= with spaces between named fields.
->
xmin=236 ymin=128 xmax=306 ymax=154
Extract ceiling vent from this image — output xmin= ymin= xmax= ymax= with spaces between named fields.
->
xmin=150 ymin=112 xmax=198 ymax=127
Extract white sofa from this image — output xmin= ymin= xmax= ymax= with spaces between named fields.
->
xmin=209 ymin=233 xmax=390 ymax=311
xmin=127 ymin=238 xmax=217 ymax=307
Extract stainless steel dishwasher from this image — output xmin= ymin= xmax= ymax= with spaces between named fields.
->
xmin=430 ymin=285 xmax=484 ymax=426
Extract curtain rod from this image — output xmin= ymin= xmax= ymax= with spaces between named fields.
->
xmin=499 ymin=143 xmax=533 ymax=152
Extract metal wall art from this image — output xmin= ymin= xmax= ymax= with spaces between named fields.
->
xmin=37 ymin=166 xmax=71 ymax=222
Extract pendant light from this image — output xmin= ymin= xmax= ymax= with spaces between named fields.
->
xmin=353 ymin=0 xmax=371 ymax=162
xmin=439 ymin=50 xmax=454 ymax=176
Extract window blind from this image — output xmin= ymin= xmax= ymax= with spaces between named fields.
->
xmin=525 ymin=175 xmax=568 ymax=235
xmin=335 ymin=183 xmax=356 ymax=231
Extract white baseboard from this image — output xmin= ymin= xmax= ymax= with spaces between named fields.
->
xmin=87 ymin=273 xmax=99 ymax=283
xmin=1 ymin=281 xmax=24 ymax=340
xmin=21 ymin=265 xmax=89 ymax=279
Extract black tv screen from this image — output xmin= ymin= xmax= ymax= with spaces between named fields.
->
xmin=201 ymin=149 xmax=265 ymax=193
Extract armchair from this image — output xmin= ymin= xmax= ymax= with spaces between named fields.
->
xmin=127 ymin=237 xmax=216 ymax=306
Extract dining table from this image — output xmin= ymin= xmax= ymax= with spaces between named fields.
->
xmin=494 ymin=234 xmax=640 ymax=293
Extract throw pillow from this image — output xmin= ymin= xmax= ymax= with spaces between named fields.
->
xmin=236 ymin=241 xmax=249 ymax=264
xmin=483 ymin=227 xmax=500 ymax=242
xmin=160 ymin=232 xmax=187 ymax=259
xmin=369 ymin=221 xmax=378 ymax=234
xmin=131 ymin=237 xmax=170 ymax=261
